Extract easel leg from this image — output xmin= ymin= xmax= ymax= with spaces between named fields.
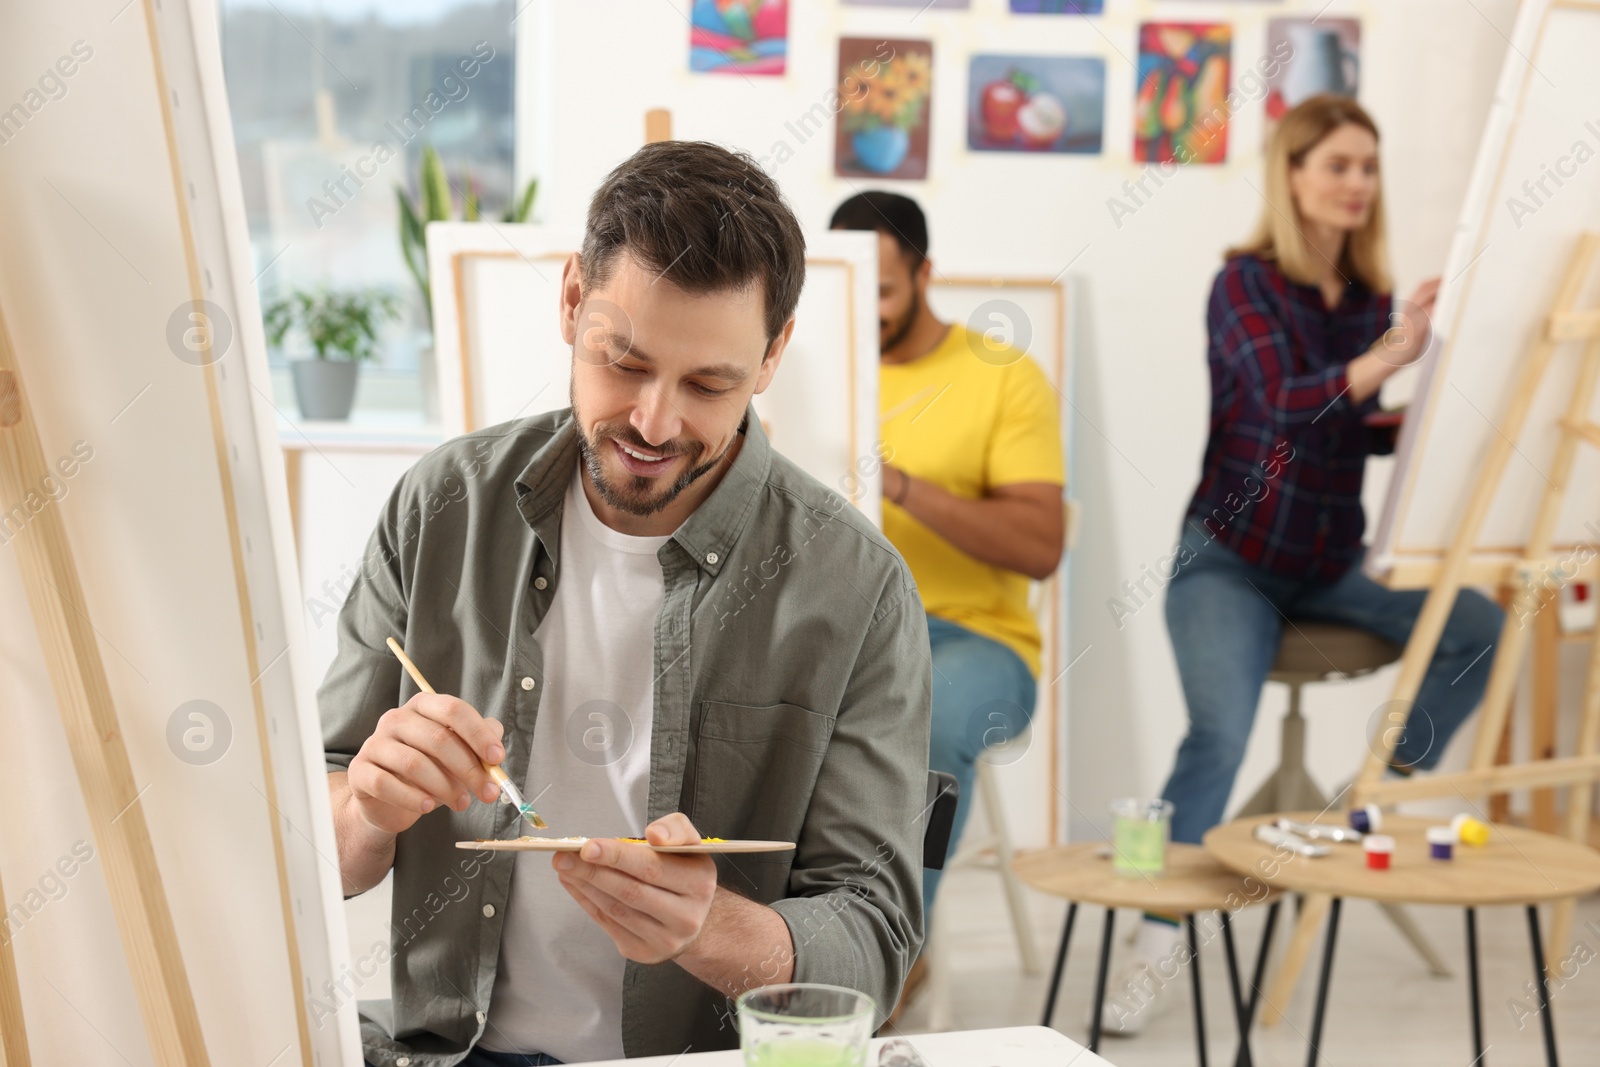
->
xmin=0 ymin=864 xmax=31 ymax=1067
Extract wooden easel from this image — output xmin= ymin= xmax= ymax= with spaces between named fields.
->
xmin=1260 ymin=233 xmax=1600 ymax=1023
xmin=0 ymin=304 xmax=212 ymax=1063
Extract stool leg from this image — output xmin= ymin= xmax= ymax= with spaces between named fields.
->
xmin=1465 ymin=908 xmax=1485 ymax=1066
xmin=1041 ymin=902 xmax=1077 ymax=1028
xmin=1088 ymin=908 xmax=1116 ymax=1052
xmin=1528 ymin=905 xmax=1559 ymax=1067
xmin=1188 ymin=915 xmax=1209 ymax=1067
xmin=1235 ymin=900 xmax=1280 ymax=1067
xmin=1305 ymin=897 xmax=1343 ymax=1067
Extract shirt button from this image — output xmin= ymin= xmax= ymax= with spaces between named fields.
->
xmin=521 ymin=677 xmax=535 ymax=691
xmin=397 ymin=1060 xmax=411 ymax=1067
xmin=482 ymin=904 xmax=496 ymax=918
xmin=476 ymin=1011 xmax=487 ymax=1025
xmin=534 ymin=576 xmax=548 ymax=590
xmin=706 ymin=551 xmax=719 ymax=565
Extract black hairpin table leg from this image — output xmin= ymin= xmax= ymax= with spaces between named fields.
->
xmin=1187 ymin=914 xmax=1209 ymax=1067
xmin=1040 ymin=901 xmax=1078 ymax=1028
xmin=1232 ymin=899 xmax=1280 ymax=1067
xmin=1465 ymin=907 xmax=1485 ymax=1066
xmin=1088 ymin=908 xmax=1116 ymax=1053
xmin=1527 ymin=905 xmax=1559 ymax=1067
xmin=1304 ymin=897 xmax=1343 ymax=1067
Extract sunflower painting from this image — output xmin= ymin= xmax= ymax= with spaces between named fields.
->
xmin=690 ymin=0 xmax=788 ymax=75
xmin=835 ymin=38 xmax=934 ymax=180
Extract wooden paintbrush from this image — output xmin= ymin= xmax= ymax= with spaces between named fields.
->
xmin=385 ymin=636 xmax=548 ymax=830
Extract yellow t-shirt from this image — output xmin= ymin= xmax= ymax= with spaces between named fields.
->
xmin=880 ymin=323 xmax=1065 ymax=676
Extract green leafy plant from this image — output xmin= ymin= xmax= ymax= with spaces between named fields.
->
xmin=262 ymin=287 xmax=402 ymax=362
xmin=397 ymin=144 xmax=539 ymax=319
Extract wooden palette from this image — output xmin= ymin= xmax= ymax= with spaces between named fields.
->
xmin=457 ymin=837 xmax=795 ymax=854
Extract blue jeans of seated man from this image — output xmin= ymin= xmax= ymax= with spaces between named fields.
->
xmin=923 ymin=614 xmax=1038 ymax=923
xmin=367 ymin=1051 xmax=561 ymax=1066
xmin=1160 ymin=527 xmax=1504 ymax=846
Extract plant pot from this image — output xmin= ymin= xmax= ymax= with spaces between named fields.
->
xmin=290 ymin=359 xmax=360 ymax=421
xmin=852 ymin=125 xmax=910 ymax=174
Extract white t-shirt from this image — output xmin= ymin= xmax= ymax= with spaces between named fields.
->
xmin=479 ymin=466 xmax=668 ymax=1061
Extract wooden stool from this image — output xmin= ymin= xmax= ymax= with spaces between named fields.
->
xmin=1206 ymin=811 xmax=1600 ymax=1067
xmin=1015 ymin=842 xmax=1282 ymax=1067
xmin=1238 ymin=622 xmax=1402 ymax=816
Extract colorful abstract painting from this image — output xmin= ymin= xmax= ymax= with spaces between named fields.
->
xmin=690 ymin=0 xmax=788 ymax=75
xmin=1134 ymin=22 xmax=1232 ymax=165
xmin=1264 ymin=17 xmax=1360 ymax=143
xmin=835 ymin=38 xmax=933 ymax=181
xmin=1010 ymin=1 xmax=1104 ymax=13
xmin=968 ymin=55 xmax=1105 ymax=154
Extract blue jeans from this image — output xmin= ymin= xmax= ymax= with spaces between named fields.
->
xmin=923 ymin=614 xmax=1037 ymax=917
xmin=1161 ymin=528 xmax=1503 ymax=845
xmin=368 ymin=1051 xmax=560 ymax=1066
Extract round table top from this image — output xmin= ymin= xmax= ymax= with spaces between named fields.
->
xmin=1204 ymin=811 xmax=1600 ymax=906
xmin=1013 ymin=842 xmax=1281 ymax=913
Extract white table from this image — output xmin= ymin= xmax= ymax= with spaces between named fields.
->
xmin=572 ymin=1026 xmax=1114 ymax=1065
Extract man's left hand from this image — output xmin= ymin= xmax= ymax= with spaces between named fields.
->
xmin=553 ymin=812 xmax=718 ymax=964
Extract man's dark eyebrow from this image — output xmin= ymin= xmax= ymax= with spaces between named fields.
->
xmin=608 ymin=334 xmax=752 ymax=382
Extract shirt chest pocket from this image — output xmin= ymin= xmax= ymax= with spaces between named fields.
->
xmin=687 ymin=701 xmax=835 ymax=847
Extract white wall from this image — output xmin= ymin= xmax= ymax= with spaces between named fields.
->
xmin=510 ymin=0 xmax=1553 ymax=845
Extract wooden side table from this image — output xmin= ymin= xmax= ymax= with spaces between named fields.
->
xmin=1206 ymin=811 xmax=1600 ymax=1067
xmin=1014 ymin=842 xmax=1282 ymax=1067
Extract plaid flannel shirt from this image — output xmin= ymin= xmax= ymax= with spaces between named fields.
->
xmin=1183 ymin=253 xmax=1397 ymax=582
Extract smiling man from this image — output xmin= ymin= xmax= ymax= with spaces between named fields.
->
xmin=320 ymin=141 xmax=931 ymax=1066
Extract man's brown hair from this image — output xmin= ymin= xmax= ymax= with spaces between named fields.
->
xmin=580 ymin=140 xmax=807 ymax=346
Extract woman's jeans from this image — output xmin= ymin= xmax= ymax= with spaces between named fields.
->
xmin=923 ymin=614 xmax=1038 ymax=918
xmin=1161 ymin=528 xmax=1503 ymax=845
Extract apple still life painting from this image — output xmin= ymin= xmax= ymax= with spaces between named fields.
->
xmin=968 ymin=55 xmax=1105 ymax=155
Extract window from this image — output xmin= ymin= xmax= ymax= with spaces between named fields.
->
xmin=220 ymin=0 xmax=517 ymax=423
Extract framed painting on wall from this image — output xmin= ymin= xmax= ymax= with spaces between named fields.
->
xmin=690 ymin=0 xmax=788 ymax=75
xmin=835 ymin=37 xmax=933 ymax=181
xmin=968 ymin=54 xmax=1105 ymax=154
xmin=1134 ymin=22 xmax=1232 ymax=165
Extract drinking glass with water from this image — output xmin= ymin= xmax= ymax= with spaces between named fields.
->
xmin=737 ymin=983 xmax=876 ymax=1066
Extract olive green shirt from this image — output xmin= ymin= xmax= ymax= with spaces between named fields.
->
xmin=319 ymin=407 xmax=931 ymax=1064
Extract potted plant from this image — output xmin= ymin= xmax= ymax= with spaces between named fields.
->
xmin=397 ymin=147 xmax=538 ymax=419
xmin=264 ymin=286 xmax=402 ymax=421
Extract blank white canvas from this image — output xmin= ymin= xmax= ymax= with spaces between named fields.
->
xmin=1368 ymin=0 xmax=1600 ymax=583
xmin=0 ymin=2 xmax=357 ymax=1064
xmin=428 ymin=223 xmax=882 ymax=523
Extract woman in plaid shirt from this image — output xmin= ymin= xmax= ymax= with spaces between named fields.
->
xmin=1103 ymin=96 xmax=1504 ymax=1037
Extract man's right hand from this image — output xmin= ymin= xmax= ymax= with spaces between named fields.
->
xmin=344 ymin=693 xmax=507 ymax=835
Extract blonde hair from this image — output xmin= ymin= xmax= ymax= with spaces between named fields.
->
xmin=1228 ymin=95 xmax=1392 ymax=294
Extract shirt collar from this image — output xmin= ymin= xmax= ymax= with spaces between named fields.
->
xmin=512 ymin=406 xmax=771 ymax=577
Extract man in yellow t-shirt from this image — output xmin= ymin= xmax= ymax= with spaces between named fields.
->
xmin=830 ymin=192 xmax=1065 ymax=938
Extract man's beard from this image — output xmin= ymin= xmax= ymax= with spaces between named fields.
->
xmin=881 ymin=286 xmax=921 ymax=355
xmin=572 ymin=389 xmax=730 ymax=518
